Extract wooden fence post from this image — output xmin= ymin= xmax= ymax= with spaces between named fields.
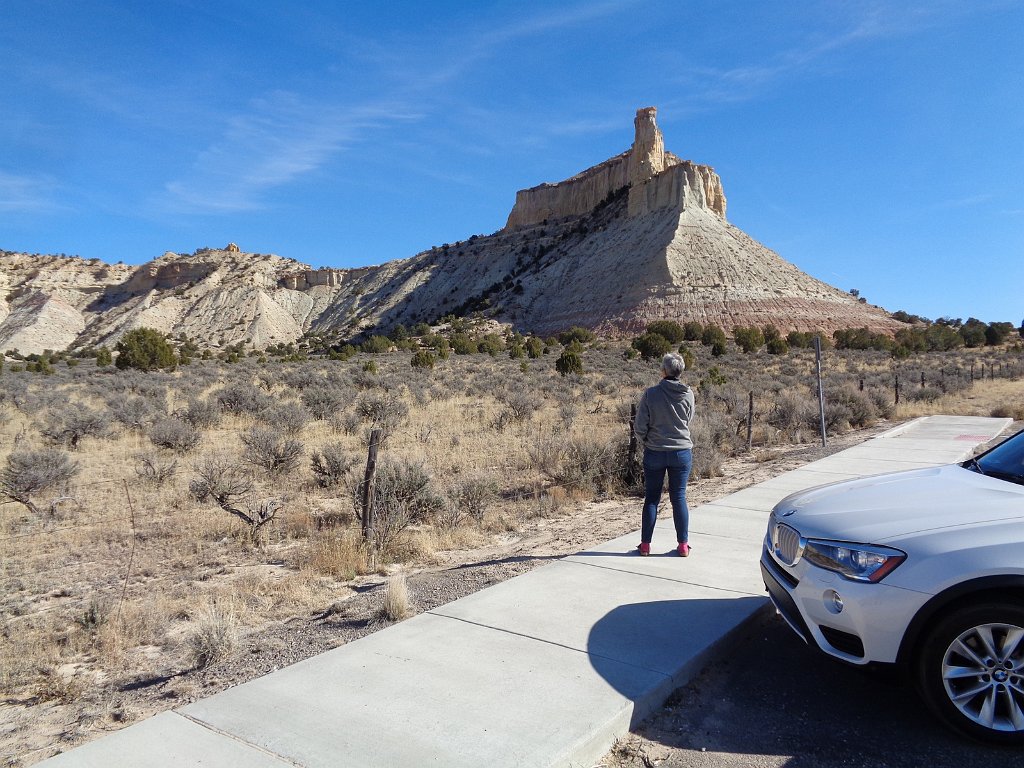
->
xmin=746 ymin=391 xmax=754 ymax=451
xmin=921 ymin=371 xmax=925 ymax=388
xmin=814 ymin=336 xmax=826 ymax=448
xmin=361 ymin=428 xmax=382 ymax=544
xmin=627 ymin=404 xmax=638 ymax=484
xmin=895 ymin=373 xmax=900 ymax=405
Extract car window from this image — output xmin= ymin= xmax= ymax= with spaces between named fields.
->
xmin=974 ymin=429 xmax=1024 ymax=485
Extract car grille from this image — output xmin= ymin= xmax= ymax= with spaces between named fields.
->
xmin=771 ymin=522 xmax=802 ymax=566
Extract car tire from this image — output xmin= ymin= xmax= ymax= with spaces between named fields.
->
xmin=916 ymin=602 xmax=1024 ymax=744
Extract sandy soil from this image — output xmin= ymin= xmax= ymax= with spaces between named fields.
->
xmin=0 ymin=421 xmax=917 ymax=765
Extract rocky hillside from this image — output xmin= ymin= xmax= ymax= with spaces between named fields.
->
xmin=0 ymin=107 xmax=900 ymax=354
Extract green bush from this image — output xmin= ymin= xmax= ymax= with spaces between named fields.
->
xmin=646 ymin=321 xmax=684 ymax=344
xmin=733 ymin=326 xmax=764 ymax=353
xmin=114 ymin=328 xmax=177 ymax=371
xmin=525 ymin=336 xmax=544 ymax=359
xmin=361 ymin=335 xmax=392 ymax=353
xmin=631 ymin=333 xmax=671 ymax=360
xmin=555 ymin=349 xmax=584 ymax=376
xmin=411 ymin=350 xmax=436 ymax=369
xmin=682 ymin=321 xmax=704 ymax=341
xmin=557 ymin=326 xmax=595 ymax=346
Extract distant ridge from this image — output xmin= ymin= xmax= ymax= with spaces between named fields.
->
xmin=0 ymin=108 xmax=899 ymax=354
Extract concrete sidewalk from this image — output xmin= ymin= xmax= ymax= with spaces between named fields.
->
xmin=41 ymin=416 xmax=1011 ymax=767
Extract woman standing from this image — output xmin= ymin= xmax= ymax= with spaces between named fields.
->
xmin=633 ymin=352 xmax=695 ymax=556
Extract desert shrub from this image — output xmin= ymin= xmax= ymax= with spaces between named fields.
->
xmin=95 ymin=347 xmax=113 ymax=367
xmin=499 ymin=390 xmax=540 ymax=423
xmin=257 ymin=404 xmax=308 ymax=435
xmin=411 ymin=350 xmax=435 ymax=369
xmin=110 ymin=396 xmax=161 ymax=432
xmin=866 ymin=387 xmax=896 ymax=419
xmin=451 ymin=476 xmax=498 ymax=526
xmin=133 ymin=452 xmax=178 ymax=485
xmin=361 ymin=335 xmax=392 ymax=353
xmin=190 ymin=455 xmax=279 ymax=541
xmin=525 ymin=337 xmax=544 ymax=359
xmin=149 ymin=417 xmax=202 ymax=453
xmin=364 ymin=460 xmax=441 ymax=554
xmin=908 ymin=385 xmax=944 ymax=403
xmin=690 ymin=420 xmax=726 ymax=479
xmin=39 ymin=407 xmax=110 ymax=449
xmin=646 ymin=321 xmax=685 ymax=344
xmin=555 ymin=349 xmax=584 ymax=376
xmin=819 ymin=401 xmax=853 ymax=434
xmin=477 ymin=334 xmax=505 ymax=356
xmin=310 ymin=443 xmax=357 ymax=488
xmin=355 ymin=392 xmax=409 ymax=440
xmin=115 ymin=328 xmax=177 ymax=371
xmin=552 ymin=435 xmax=619 ymax=494
xmin=302 ymin=386 xmax=348 ymax=420
xmin=766 ymin=336 xmax=790 ymax=355
xmin=185 ymin=605 xmax=238 ymax=669
xmin=733 ymin=326 xmax=764 ymax=353
xmin=831 ymin=386 xmax=877 ymax=428
xmin=377 ymin=575 xmax=411 ymax=622
xmin=682 ymin=321 xmax=704 ymax=341
xmin=0 ymin=448 xmax=79 ymax=515
xmin=767 ymin=393 xmax=816 ymax=435
xmin=631 ymin=333 xmax=671 ymax=360
xmin=451 ymin=333 xmax=477 ymax=355
xmin=241 ymin=427 xmax=304 ymax=474
xmin=215 ymin=383 xmax=273 ymax=415
xmin=181 ymin=398 xmax=222 ymax=429
xmin=558 ymin=326 xmax=596 ymax=346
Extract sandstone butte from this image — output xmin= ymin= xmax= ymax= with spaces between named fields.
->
xmin=0 ymin=107 xmax=901 ymax=355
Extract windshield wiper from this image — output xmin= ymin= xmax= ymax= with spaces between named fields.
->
xmin=963 ymin=457 xmax=985 ymax=475
xmin=982 ymin=469 xmax=1024 ymax=487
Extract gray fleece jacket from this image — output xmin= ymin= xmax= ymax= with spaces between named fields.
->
xmin=634 ymin=378 xmax=695 ymax=451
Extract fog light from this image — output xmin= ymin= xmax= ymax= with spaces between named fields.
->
xmin=824 ymin=590 xmax=844 ymax=614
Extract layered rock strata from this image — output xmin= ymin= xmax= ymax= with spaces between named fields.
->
xmin=0 ymin=107 xmax=901 ymax=353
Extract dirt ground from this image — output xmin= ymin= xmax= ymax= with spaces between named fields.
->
xmin=2 ymin=422 xmax=896 ymax=766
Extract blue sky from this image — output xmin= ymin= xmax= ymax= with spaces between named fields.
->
xmin=2 ymin=0 xmax=1022 ymax=324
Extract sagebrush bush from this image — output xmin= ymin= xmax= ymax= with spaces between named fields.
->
xmin=302 ymin=386 xmax=348 ymax=421
xmin=181 ymin=398 xmax=221 ymax=429
xmin=241 ymin=427 xmax=304 ymax=474
xmin=39 ymin=407 xmax=110 ymax=449
xmin=149 ymin=417 xmax=202 ymax=453
xmin=215 ymin=382 xmax=273 ymax=415
xmin=258 ymin=404 xmax=308 ymax=435
xmin=452 ymin=476 xmax=498 ymax=526
xmin=310 ymin=443 xmax=356 ymax=488
xmin=0 ymin=448 xmax=80 ymax=515
xmin=133 ymin=451 xmax=178 ymax=485
xmin=355 ymin=392 xmax=409 ymax=440
xmin=110 ymin=396 xmax=160 ymax=432
xmin=364 ymin=460 xmax=442 ymax=554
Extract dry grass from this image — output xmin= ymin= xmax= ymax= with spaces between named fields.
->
xmin=0 ymin=339 xmax=1021 ymax=764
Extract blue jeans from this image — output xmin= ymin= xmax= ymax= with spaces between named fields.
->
xmin=641 ymin=448 xmax=692 ymax=545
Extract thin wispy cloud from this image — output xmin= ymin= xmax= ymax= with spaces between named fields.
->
xmin=669 ymin=2 xmax=995 ymax=108
xmin=161 ymin=93 xmax=421 ymax=213
xmin=0 ymin=171 xmax=60 ymax=213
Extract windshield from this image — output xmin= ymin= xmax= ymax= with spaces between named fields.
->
xmin=970 ymin=429 xmax=1024 ymax=485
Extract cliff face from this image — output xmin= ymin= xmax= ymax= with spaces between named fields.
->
xmin=0 ymin=106 xmax=901 ymax=353
xmin=505 ymin=107 xmax=725 ymax=228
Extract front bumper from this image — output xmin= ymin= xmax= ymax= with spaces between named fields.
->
xmin=760 ymin=547 xmax=929 ymax=665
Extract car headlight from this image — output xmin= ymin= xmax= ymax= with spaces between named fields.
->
xmin=802 ymin=540 xmax=906 ymax=582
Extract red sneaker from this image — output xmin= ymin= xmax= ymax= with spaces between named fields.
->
xmin=677 ymin=542 xmax=691 ymax=557
xmin=638 ymin=542 xmax=651 ymax=556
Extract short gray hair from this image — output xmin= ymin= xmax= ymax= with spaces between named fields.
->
xmin=661 ymin=352 xmax=685 ymax=379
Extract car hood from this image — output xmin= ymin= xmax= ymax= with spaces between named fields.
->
xmin=774 ymin=464 xmax=1024 ymax=544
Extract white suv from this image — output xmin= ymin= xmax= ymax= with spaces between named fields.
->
xmin=761 ymin=427 xmax=1024 ymax=744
